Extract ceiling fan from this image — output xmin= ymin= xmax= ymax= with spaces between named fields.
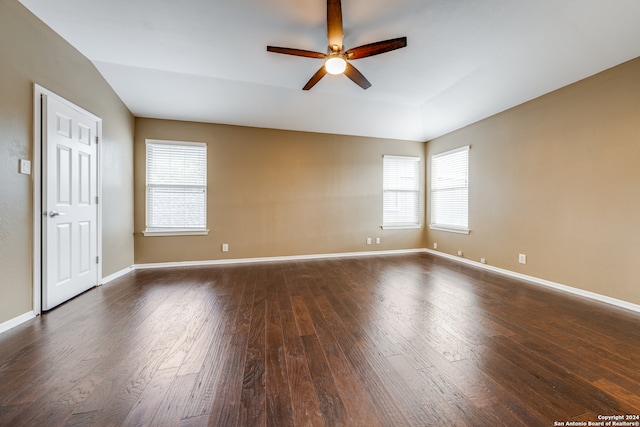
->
xmin=267 ymin=0 xmax=407 ymax=90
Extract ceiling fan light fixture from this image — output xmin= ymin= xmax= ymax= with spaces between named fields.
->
xmin=266 ymin=0 xmax=407 ymax=90
xmin=325 ymin=55 xmax=347 ymax=75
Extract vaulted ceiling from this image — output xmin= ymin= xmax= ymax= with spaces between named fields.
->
xmin=19 ymin=0 xmax=640 ymax=141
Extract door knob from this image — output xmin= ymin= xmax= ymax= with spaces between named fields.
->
xmin=49 ymin=211 xmax=66 ymax=218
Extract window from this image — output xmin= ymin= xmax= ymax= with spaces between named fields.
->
xmin=144 ymin=140 xmax=208 ymax=236
xmin=383 ymin=155 xmax=421 ymax=229
xmin=430 ymin=146 xmax=469 ymax=233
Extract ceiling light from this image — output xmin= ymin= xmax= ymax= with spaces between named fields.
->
xmin=325 ymin=55 xmax=347 ymax=75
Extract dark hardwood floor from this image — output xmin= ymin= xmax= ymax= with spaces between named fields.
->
xmin=1 ymin=253 xmax=639 ymax=426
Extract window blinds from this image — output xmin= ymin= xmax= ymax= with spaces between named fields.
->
xmin=430 ymin=146 xmax=469 ymax=231
xmin=146 ymin=140 xmax=207 ymax=231
xmin=383 ymin=155 xmax=421 ymax=228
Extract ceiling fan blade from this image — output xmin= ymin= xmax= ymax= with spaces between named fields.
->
xmin=345 ymin=37 xmax=407 ymax=60
xmin=303 ymin=66 xmax=328 ymax=90
xmin=327 ymin=0 xmax=343 ymax=49
xmin=267 ymin=46 xmax=326 ymax=59
xmin=344 ymin=62 xmax=371 ymax=89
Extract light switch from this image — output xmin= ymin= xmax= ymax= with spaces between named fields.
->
xmin=19 ymin=159 xmax=31 ymax=175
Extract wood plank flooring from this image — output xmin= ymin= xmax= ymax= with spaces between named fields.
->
xmin=1 ymin=253 xmax=639 ymax=426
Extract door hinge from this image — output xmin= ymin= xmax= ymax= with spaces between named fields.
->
xmin=95 ymin=136 xmax=99 ymax=144
xmin=95 ymin=196 xmax=99 ymax=204
xmin=96 ymin=256 xmax=100 ymax=264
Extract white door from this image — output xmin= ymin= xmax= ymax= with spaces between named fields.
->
xmin=42 ymin=94 xmax=100 ymax=311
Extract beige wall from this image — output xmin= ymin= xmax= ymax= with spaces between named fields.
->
xmin=427 ymin=57 xmax=640 ymax=305
xmin=134 ymin=119 xmax=426 ymax=263
xmin=0 ymin=0 xmax=135 ymax=324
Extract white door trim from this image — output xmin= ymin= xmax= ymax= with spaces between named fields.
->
xmin=32 ymin=84 xmax=102 ymax=314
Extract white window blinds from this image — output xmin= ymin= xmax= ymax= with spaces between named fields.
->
xmin=146 ymin=140 xmax=207 ymax=234
xmin=383 ymin=155 xmax=421 ymax=228
xmin=430 ymin=146 xmax=469 ymax=232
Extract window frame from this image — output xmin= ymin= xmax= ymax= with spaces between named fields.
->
xmin=429 ymin=145 xmax=470 ymax=234
xmin=382 ymin=155 xmax=422 ymax=230
xmin=143 ymin=139 xmax=209 ymax=237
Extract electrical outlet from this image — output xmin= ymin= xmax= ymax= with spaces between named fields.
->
xmin=457 ymin=250 xmax=463 ymax=256
xmin=222 ymin=244 xmax=229 ymax=252
xmin=375 ymin=237 xmax=380 ymax=245
xmin=366 ymin=237 xmax=372 ymax=245
xmin=433 ymin=243 xmax=438 ymax=249
xmin=480 ymin=258 xmax=486 ymax=264
xmin=518 ymin=253 xmax=527 ymax=264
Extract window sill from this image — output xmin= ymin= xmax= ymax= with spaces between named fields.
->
xmin=143 ymin=229 xmax=209 ymax=237
xmin=381 ymin=224 xmax=421 ymax=230
xmin=429 ymin=225 xmax=470 ymax=235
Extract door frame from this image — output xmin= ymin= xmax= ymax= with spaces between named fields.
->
xmin=32 ymin=84 xmax=103 ymax=315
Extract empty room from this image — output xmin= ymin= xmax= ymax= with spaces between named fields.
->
xmin=1 ymin=0 xmax=639 ymax=425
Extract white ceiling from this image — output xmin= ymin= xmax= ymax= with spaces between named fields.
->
xmin=18 ymin=0 xmax=640 ymax=141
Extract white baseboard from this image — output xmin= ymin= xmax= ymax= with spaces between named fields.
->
xmin=96 ymin=248 xmax=640 ymax=315
xmin=424 ymin=249 xmax=640 ymax=314
xmin=134 ymin=248 xmax=425 ymax=270
xmin=0 ymin=311 xmax=36 ymax=335
xmin=101 ymin=265 xmax=135 ymax=285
